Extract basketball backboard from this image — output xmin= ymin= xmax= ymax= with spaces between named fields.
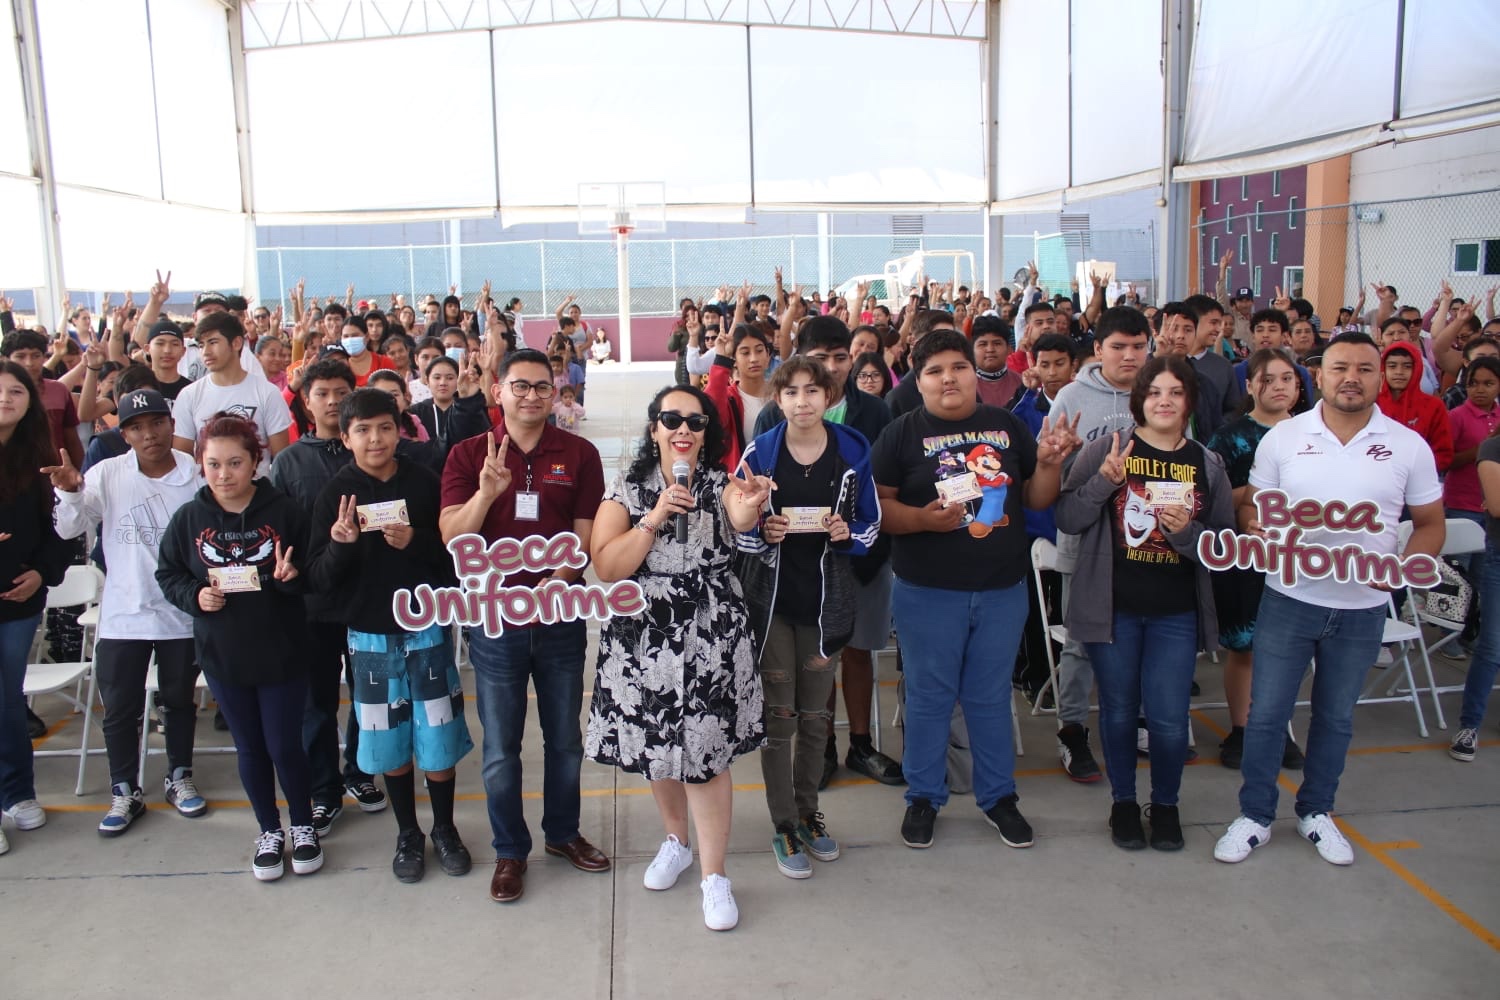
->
xmin=578 ymin=182 xmax=667 ymax=236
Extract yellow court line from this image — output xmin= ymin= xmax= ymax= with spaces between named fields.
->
xmin=1190 ymin=709 xmax=1500 ymax=954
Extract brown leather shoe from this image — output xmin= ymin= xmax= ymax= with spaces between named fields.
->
xmin=489 ymin=858 xmax=527 ymax=902
xmin=544 ymin=835 xmax=612 ymax=873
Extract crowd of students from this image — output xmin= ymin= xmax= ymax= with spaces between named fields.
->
xmin=0 ymin=265 xmax=1495 ymax=931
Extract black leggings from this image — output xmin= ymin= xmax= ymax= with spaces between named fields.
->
xmin=207 ymin=673 xmax=313 ymax=833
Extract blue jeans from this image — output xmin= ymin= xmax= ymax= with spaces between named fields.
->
xmin=1086 ymin=610 xmax=1197 ymax=806
xmin=467 ymin=621 xmax=586 ymax=859
xmin=1460 ymin=540 xmax=1500 ymax=729
xmin=0 ymin=614 xmax=43 ymax=811
xmin=892 ymin=578 xmax=1025 ymax=812
xmin=1239 ymin=589 xmax=1385 ymax=825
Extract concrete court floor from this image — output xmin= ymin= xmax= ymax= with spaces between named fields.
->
xmin=4 ymin=364 xmax=1499 ymax=1000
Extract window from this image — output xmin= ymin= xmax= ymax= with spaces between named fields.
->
xmin=1239 ymin=233 xmax=1249 ymax=262
xmin=1453 ymin=239 xmax=1500 ymax=276
xmin=1272 ymin=170 xmax=1282 ymax=197
xmin=1283 ymin=267 xmax=1304 ymax=294
xmin=1240 ymin=176 xmax=1249 ymax=200
xmin=1225 ymin=208 xmax=1234 ymax=233
xmin=1253 ymin=265 xmax=1263 ymax=297
xmin=1269 ymin=232 xmax=1280 ymax=263
xmin=1211 ymin=179 xmax=1219 ymax=204
xmin=1211 ymin=236 xmax=1219 ymax=267
xmin=1288 ymin=196 xmax=1300 ymax=229
xmin=1255 ymin=200 xmax=1264 ymax=232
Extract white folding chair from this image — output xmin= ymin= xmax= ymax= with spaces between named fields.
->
xmin=26 ymin=565 xmax=105 ymax=794
xmin=1029 ymin=538 xmax=1069 ymax=717
xmin=1344 ymin=593 xmax=1439 ymax=737
xmin=138 ymin=656 xmax=222 ymax=789
xmin=1398 ymin=518 xmax=1487 ymax=719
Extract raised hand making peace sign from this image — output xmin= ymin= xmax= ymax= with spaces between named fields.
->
xmin=479 ymin=432 xmax=513 ymax=502
xmin=271 ymin=541 xmax=299 ymax=583
xmin=329 ymin=494 xmax=361 ymax=544
xmin=1099 ymin=431 xmax=1135 ymax=485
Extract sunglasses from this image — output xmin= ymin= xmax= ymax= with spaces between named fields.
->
xmin=658 ymin=410 xmax=710 ymax=432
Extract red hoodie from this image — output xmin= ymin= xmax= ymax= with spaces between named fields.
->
xmin=1377 ymin=341 xmax=1453 ymax=472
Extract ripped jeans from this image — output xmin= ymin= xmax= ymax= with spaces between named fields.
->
xmin=758 ymin=615 xmax=840 ymax=831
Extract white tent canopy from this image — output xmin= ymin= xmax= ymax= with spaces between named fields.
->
xmin=3 ymin=0 xmax=1497 ymax=318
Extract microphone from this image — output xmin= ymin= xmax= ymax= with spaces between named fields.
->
xmin=672 ymin=459 xmax=690 ymax=543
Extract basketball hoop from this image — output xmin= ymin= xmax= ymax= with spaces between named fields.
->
xmin=577 ymin=183 xmax=665 ymax=367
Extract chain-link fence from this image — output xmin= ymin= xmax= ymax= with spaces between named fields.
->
xmin=1194 ymin=187 xmax=1500 ymax=322
xmin=255 ymin=226 xmax=1160 ymax=317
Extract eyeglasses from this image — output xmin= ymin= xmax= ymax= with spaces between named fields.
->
xmin=658 ymin=410 xmax=710 ymax=432
xmin=504 ymin=379 xmax=555 ymax=399
xmin=855 ymin=370 xmax=883 ymax=382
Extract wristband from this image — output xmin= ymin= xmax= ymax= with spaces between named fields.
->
xmin=86 ymin=366 xmax=103 ymax=372
xmin=636 ymin=516 xmax=658 ymax=534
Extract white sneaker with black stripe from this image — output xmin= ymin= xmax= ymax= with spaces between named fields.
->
xmin=1297 ymin=812 xmax=1354 ymax=866
xmin=1213 ymin=815 xmax=1271 ymax=863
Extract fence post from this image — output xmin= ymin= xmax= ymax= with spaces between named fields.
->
xmin=407 ymin=248 xmax=416 ymax=305
xmin=670 ymin=239 xmax=678 ymax=310
xmin=539 ymin=242 xmax=548 ymax=315
xmin=275 ymin=249 xmax=285 ymax=311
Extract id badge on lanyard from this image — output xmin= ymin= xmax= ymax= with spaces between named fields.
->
xmin=516 ymin=458 xmax=540 ymax=521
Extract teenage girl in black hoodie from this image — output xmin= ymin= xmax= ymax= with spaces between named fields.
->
xmin=0 ymin=361 xmax=71 ymax=851
xmin=156 ymin=413 xmax=321 ymax=882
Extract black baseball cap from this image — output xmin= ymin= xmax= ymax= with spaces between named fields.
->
xmin=194 ymin=291 xmax=230 ymax=312
xmin=1232 ymin=287 xmax=1254 ymax=302
xmin=116 ymin=389 xmax=171 ymax=425
xmin=148 ymin=319 xmax=183 ymax=342
xmin=318 ymin=344 xmax=350 ymax=359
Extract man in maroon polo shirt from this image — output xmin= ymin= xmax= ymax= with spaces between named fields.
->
xmin=439 ymin=347 xmax=608 ymax=904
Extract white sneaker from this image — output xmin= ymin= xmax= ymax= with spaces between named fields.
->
xmin=0 ymin=826 xmax=9 ymax=855
xmin=700 ymin=873 xmax=739 ymax=931
xmin=3 ymin=799 xmax=45 ymax=830
xmin=643 ymin=834 xmax=693 ymax=891
xmin=1213 ymin=815 xmax=1272 ymax=863
xmin=1297 ymin=812 xmax=1354 ymax=866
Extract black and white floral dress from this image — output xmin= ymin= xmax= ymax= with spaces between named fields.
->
xmin=586 ymin=465 xmax=765 ymax=782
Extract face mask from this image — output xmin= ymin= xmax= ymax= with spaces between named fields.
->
xmin=445 ymin=347 xmax=466 ymax=363
xmin=342 ymin=336 xmax=367 ymax=356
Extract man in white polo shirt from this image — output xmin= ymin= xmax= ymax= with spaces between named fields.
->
xmin=1215 ymin=332 xmax=1444 ymax=867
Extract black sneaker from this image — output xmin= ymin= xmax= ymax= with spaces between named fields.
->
xmin=346 ymin=780 xmax=388 ymax=813
xmin=901 ymin=799 xmax=938 ymax=849
xmin=392 ymin=828 xmax=426 ymax=883
xmin=1281 ymin=735 xmax=1306 ymax=771
xmin=26 ymin=707 xmax=46 ymax=740
xmin=1109 ymin=800 xmax=1146 ymax=850
xmin=846 ymin=742 xmax=905 ymax=786
xmin=252 ymin=829 xmax=285 ymax=882
xmin=818 ymin=743 xmax=838 ymax=792
xmin=289 ymin=824 xmax=323 ymax=875
xmin=213 ymin=709 xmax=229 ymax=732
xmin=983 ymin=794 xmax=1034 ymax=848
xmin=1219 ymin=728 xmax=1244 ymax=770
xmin=430 ymin=824 xmax=472 ymax=877
xmin=1145 ymin=803 xmax=1184 ymax=851
xmin=311 ymin=802 xmax=342 ymax=838
xmin=1056 ymin=723 xmax=1102 ymax=783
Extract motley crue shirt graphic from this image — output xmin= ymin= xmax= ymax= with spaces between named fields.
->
xmin=871 ymin=404 xmax=1038 ymax=592
xmin=1110 ymin=434 xmax=1206 ymax=615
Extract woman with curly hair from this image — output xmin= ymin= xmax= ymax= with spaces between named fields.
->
xmin=585 ymin=383 xmax=772 ymax=931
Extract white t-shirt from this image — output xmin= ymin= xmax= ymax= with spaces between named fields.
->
xmin=53 ymin=450 xmax=199 ymax=640
xmin=1248 ymin=402 xmax=1443 ymax=610
xmin=178 ymin=340 xmax=262 ymax=383
xmin=172 ymin=370 xmax=292 ymax=479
